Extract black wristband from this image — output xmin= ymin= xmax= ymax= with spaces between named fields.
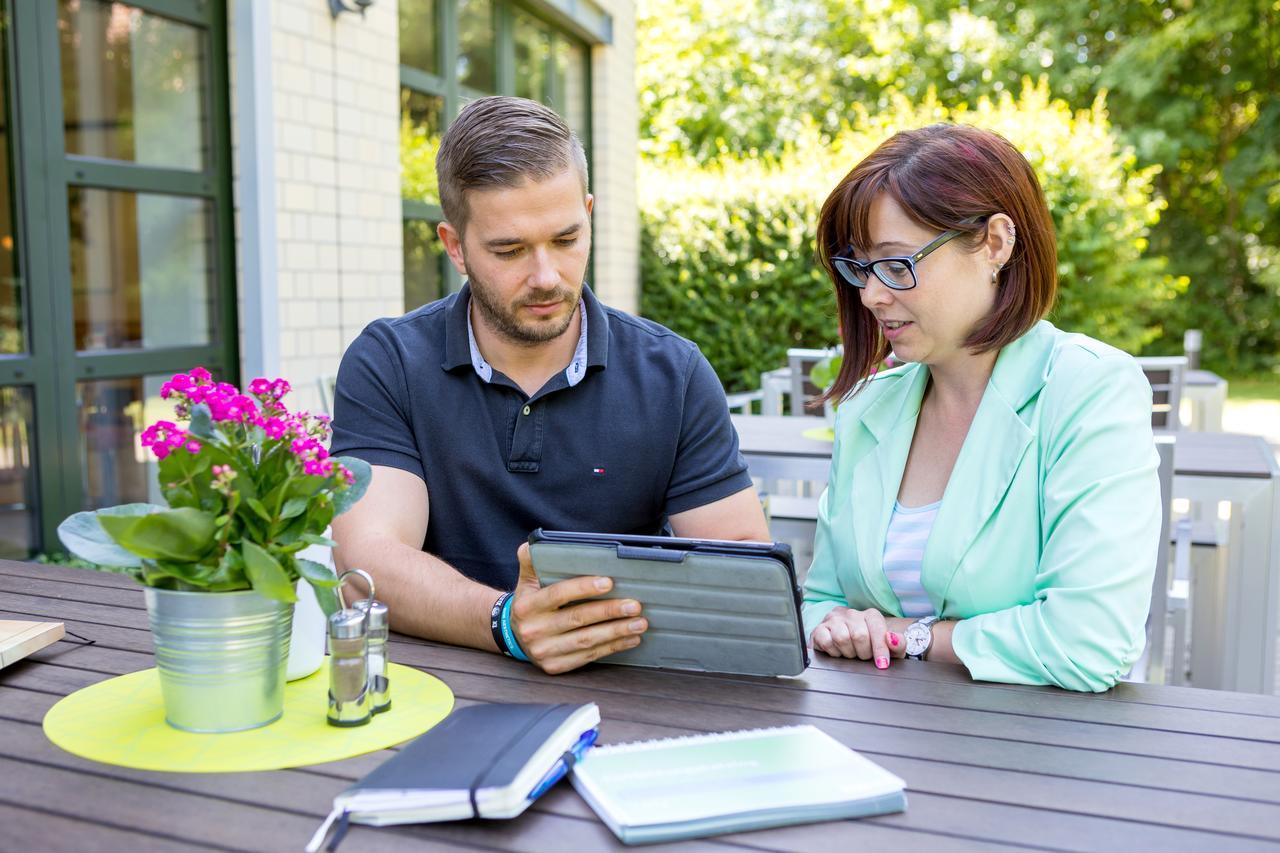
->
xmin=490 ymin=592 xmax=513 ymax=656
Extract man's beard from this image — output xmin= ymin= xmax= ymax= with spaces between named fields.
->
xmin=466 ymin=265 xmax=582 ymax=345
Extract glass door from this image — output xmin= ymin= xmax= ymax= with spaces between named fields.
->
xmin=2 ymin=0 xmax=237 ymax=556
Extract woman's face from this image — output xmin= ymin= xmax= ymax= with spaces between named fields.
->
xmin=857 ymin=193 xmax=1002 ymax=369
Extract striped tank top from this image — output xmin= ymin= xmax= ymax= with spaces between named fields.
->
xmin=882 ymin=499 xmax=940 ymax=619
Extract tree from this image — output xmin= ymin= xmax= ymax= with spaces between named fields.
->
xmin=636 ymin=0 xmax=1280 ymax=372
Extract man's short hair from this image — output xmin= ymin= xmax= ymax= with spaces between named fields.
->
xmin=436 ymin=96 xmax=589 ymax=234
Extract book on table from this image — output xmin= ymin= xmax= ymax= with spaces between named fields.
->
xmin=570 ymin=724 xmax=906 ymax=845
xmin=306 ymin=702 xmax=600 ymax=852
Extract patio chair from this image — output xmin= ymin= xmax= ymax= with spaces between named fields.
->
xmin=1133 ymin=435 xmax=1176 ymax=683
xmin=316 ymin=373 xmax=337 ymax=415
xmin=1135 ymin=356 xmax=1187 ymax=431
xmin=726 ymin=389 xmax=764 ymax=415
xmin=786 ymin=348 xmax=838 ymax=416
xmin=759 ymin=367 xmax=790 ymax=416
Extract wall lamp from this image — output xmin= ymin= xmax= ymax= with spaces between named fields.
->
xmin=329 ymin=0 xmax=374 ymax=17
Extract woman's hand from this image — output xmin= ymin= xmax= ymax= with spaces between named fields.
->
xmin=810 ymin=607 xmax=912 ymax=669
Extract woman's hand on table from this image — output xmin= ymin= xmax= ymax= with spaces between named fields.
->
xmin=810 ymin=607 xmax=914 ymax=668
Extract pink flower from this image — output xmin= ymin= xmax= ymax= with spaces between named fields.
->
xmin=190 ymin=367 xmax=212 ymax=382
xmin=185 ymin=440 xmax=201 ymax=454
xmin=303 ymin=458 xmax=334 ymax=477
xmin=259 ymin=416 xmax=289 ymax=439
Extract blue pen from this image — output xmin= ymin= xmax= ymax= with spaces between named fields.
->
xmin=527 ymin=728 xmax=599 ymax=801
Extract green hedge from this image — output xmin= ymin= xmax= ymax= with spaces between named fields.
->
xmin=640 ymin=80 xmax=1187 ymax=393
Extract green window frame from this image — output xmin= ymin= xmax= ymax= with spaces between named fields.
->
xmin=399 ymin=0 xmax=600 ymax=311
xmin=0 ymin=0 xmax=237 ymax=555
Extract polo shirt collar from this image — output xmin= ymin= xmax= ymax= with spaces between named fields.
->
xmin=441 ymin=282 xmax=609 ymax=379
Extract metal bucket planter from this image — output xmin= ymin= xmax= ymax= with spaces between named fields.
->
xmin=144 ymin=587 xmax=294 ymax=733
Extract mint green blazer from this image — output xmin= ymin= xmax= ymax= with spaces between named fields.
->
xmin=802 ymin=320 xmax=1161 ymax=692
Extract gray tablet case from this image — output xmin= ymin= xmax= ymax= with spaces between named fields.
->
xmin=527 ymin=530 xmax=809 ymax=677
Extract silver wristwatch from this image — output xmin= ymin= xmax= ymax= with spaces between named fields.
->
xmin=904 ymin=615 xmax=939 ymax=660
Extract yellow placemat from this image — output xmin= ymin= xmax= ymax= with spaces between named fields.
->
xmin=801 ymin=426 xmax=835 ymax=442
xmin=43 ymin=661 xmax=453 ymax=773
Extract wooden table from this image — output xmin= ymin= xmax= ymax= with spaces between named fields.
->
xmin=4 ymin=561 xmax=1280 ymax=850
xmin=733 ymin=415 xmax=1280 ymax=694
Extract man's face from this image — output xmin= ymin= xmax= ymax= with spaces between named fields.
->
xmin=440 ymin=167 xmax=593 ymax=345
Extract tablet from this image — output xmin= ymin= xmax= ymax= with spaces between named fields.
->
xmin=527 ymin=529 xmax=809 ymax=677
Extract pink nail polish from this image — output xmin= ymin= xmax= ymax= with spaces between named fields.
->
xmin=875 ymin=657 xmax=889 ymax=670
xmin=888 ymin=632 xmax=900 ymax=647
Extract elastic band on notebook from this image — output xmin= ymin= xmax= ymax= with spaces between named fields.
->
xmin=466 ymin=703 xmax=566 ymax=818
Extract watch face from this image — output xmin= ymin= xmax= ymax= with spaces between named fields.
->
xmin=905 ymin=622 xmax=931 ymax=657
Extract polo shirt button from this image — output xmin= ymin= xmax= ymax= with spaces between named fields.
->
xmin=522 ymin=405 xmax=531 ymax=416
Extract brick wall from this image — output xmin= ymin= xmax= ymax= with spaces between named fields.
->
xmin=588 ymin=0 xmax=639 ymax=314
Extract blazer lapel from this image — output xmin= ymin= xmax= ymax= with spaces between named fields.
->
xmin=850 ymin=365 xmax=930 ymax=614
xmin=922 ymin=323 xmax=1056 ymax=612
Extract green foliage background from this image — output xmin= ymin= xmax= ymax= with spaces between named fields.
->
xmin=636 ymin=0 xmax=1279 ymax=381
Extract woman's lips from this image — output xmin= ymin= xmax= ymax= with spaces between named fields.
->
xmin=881 ymin=320 xmax=912 ymax=341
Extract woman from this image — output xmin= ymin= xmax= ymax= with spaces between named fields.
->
xmin=803 ymin=123 xmax=1161 ymax=692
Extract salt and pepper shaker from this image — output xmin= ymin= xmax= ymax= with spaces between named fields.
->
xmin=326 ymin=569 xmax=374 ymax=727
xmin=361 ymin=596 xmax=391 ymax=714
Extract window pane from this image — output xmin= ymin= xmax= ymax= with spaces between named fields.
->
xmin=403 ymin=219 xmax=445 ymax=311
xmin=398 ymin=0 xmax=438 ymax=75
xmin=0 ymin=386 xmax=37 ymax=558
xmin=514 ymin=11 xmax=550 ymax=103
xmin=68 ymin=188 xmax=214 ymax=351
xmin=0 ymin=3 xmax=21 ymax=354
xmin=554 ymin=38 xmax=589 ymax=141
xmin=78 ymin=374 xmax=172 ymax=510
xmin=400 ymin=89 xmax=444 ymax=206
xmin=456 ymin=0 xmax=494 ymax=93
xmin=58 ymin=0 xmax=207 ymax=170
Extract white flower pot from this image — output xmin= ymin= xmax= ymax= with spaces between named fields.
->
xmin=287 ymin=535 xmax=334 ymax=681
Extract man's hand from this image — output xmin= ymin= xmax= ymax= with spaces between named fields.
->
xmin=810 ymin=607 xmax=911 ymax=669
xmin=509 ymin=543 xmax=648 ymax=674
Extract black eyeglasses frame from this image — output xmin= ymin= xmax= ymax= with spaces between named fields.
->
xmin=830 ymin=217 xmax=984 ymax=291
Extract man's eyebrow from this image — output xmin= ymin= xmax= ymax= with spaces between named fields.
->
xmin=484 ymin=223 xmax=582 ymax=250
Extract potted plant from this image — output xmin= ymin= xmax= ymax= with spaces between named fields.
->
xmin=57 ymin=368 xmax=370 ymax=733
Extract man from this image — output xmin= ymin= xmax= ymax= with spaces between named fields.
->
xmin=331 ymin=96 xmax=768 ymax=675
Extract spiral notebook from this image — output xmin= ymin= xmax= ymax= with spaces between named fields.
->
xmin=569 ymin=725 xmax=906 ymax=845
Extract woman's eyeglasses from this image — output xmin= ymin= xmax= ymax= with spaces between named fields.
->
xmin=831 ymin=218 xmax=981 ymax=291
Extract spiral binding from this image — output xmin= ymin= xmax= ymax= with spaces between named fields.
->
xmin=588 ymin=724 xmax=811 ymax=755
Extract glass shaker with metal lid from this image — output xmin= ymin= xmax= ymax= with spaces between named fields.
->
xmin=326 ymin=569 xmax=374 ymax=727
xmin=361 ymin=596 xmax=391 ymax=714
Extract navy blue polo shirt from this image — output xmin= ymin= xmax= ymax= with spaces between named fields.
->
xmin=330 ymin=283 xmax=753 ymax=592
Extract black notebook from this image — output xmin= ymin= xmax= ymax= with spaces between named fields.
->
xmin=306 ymin=702 xmax=600 ymax=852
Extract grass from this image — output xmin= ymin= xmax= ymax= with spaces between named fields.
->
xmin=1224 ymin=374 xmax=1280 ymax=402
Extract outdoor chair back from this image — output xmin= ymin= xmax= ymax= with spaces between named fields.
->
xmin=1136 ymin=356 xmax=1188 ymax=431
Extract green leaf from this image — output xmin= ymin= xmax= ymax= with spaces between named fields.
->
xmin=187 ymin=402 xmax=217 ymax=441
xmin=280 ymin=496 xmax=310 ymax=520
xmin=246 ymin=497 xmax=272 ymax=522
xmin=299 ymin=532 xmax=337 ymax=548
xmin=296 ymin=557 xmax=340 ymax=587
xmin=312 ymin=584 xmax=341 ymax=618
xmin=210 ymin=547 xmax=253 ymax=591
xmin=97 ymin=507 xmax=217 ymax=562
xmin=241 ymin=540 xmax=298 ymax=603
xmin=57 ymin=504 xmax=161 ymax=568
xmin=332 ymin=456 xmax=371 ymax=514
xmin=142 ymin=557 xmax=245 ymax=592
